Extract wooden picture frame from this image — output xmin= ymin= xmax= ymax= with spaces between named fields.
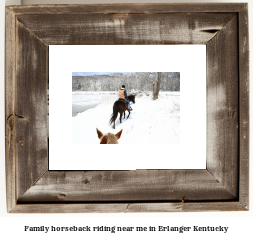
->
xmin=5 ymin=3 xmax=249 ymax=213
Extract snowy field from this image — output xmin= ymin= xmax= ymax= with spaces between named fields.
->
xmin=72 ymin=91 xmax=180 ymax=144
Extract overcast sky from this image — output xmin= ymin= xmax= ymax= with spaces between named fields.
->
xmin=72 ymin=72 xmax=129 ymax=76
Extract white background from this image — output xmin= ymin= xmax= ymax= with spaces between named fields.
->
xmin=49 ymin=45 xmax=206 ymax=170
xmin=0 ymin=0 xmax=252 ymax=237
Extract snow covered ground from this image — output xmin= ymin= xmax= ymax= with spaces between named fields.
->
xmin=72 ymin=91 xmax=180 ymax=144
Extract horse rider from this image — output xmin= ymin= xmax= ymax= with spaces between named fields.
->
xmin=119 ymin=85 xmax=132 ymax=111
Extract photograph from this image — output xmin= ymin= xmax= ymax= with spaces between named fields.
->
xmin=72 ymin=72 xmax=180 ymax=144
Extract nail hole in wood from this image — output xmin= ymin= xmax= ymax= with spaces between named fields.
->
xmin=84 ymin=179 xmax=90 ymax=184
xmin=57 ymin=193 xmax=66 ymax=198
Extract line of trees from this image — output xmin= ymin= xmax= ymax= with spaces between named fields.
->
xmin=72 ymin=72 xmax=180 ymax=95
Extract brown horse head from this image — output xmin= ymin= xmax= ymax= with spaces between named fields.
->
xmin=128 ymin=95 xmax=135 ymax=104
xmin=96 ymin=128 xmax=123 ymax=144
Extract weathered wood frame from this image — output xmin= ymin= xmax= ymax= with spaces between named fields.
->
xmin=5 ymin=4 xmax=249 ymax=213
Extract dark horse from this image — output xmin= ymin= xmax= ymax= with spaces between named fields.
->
xmin=109 ymin=95 xmax=135 ymax=129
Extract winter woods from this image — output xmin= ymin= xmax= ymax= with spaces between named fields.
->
xmin=72 ymin=72 xmax=180 ymax=92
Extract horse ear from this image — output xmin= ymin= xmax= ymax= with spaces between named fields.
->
xmin=115 ymin=129 xmax=123 ymax=139
xmin=96 ymin=128 xmax=103 ymax=139
xmin=100 ymin=136 xmax=108 ymax=144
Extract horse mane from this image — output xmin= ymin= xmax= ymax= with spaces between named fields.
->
xmin=97 ymin=128 xmax=123 ymax=144
xmin=107 ymin=133 xmax=120 ymax=144
xmin=99 ymin=133 xmax=119 ymax=144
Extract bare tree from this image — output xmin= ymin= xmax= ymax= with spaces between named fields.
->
xmin=153 ymin=72 xmax=161 ymax=100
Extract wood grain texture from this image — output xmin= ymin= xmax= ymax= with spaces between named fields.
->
xmin=5 ymin=3 xmax=249 ymax=213
xmin=206 ymin=16 xmax=239 ymax=198
xmin=238 ymin=4 xmax=249 ymax=209
xmin=7 ymin=3 xmax=246 ymax=15
xmin=10 ymin=202 xmax=247 ymax=213
xmin=16 ymin=13 xmax=236 ymax=45
xmin=5 ymin=7 xmax=17 ymax=212
xmin=15 ymin=20 xmax=48 ymax=200
xmin=125 ymin=202 xmax=248 ymax=213
xmin=18 ymin=170 xmax=236 ymax=202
